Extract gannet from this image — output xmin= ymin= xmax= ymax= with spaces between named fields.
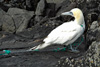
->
xmin=29 ymin=8 xmax=85 ymax=52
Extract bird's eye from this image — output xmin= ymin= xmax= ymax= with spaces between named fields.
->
xmin=69 ymin=12 xmax=73 ymax=15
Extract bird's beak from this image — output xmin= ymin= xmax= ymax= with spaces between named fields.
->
xmin=61 ymin=12 xmax=73 ymax=16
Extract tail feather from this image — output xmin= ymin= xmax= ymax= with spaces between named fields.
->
xmin=29 ymin=43 xmax=50 ymax=50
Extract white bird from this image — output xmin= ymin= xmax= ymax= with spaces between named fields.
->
xmin=29 ymin=8 xmax=85 ymax=52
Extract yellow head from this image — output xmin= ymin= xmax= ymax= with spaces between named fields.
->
xmin=61 ymin=8 xmax=85 ymax=25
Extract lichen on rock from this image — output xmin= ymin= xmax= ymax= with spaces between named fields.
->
xmin=56 ymin=41 xmax=100 ymax=67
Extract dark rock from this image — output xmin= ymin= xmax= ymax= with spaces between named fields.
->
xmin=9 ymin=0 xmax=26 ymax=9
xmin=33 ymin=0 xmax=47 ymax=23
xmin=56 ymin=1 xmax=76 ymax=16
xmin=46 ymin=0 xmax=65 ymax=4
xmin=90 ymin=21 xmax=99 ymax=30
xmin=98 ymin=14 xmax=100 ymax=25
xmin=35 ymin=0 xmax=47 ymax=16
xmin=16 ymin=28 xmax=34 ymax=39
xmin=55 ymin=0 xmax=70 ymax=12
xmin=1 ymin=8 xmax=34 ymax=33
xmin=34 ymin=15 xmax=43 ymax=22
xmin=0 ymin=3 xmax=9 ymax=12
xmin=56 ymin=41 xmax=100 ymax=67
xmin=87 ymin=13 xmax=98 ymax=25
xmin=7 ymin=8 xmax=34 ymax=33
xmin=0 ymin=8 xmax=6 ymax=19
xmin=0 ymin=51 xmax=70 ymax=67
xmin=96 ymin=28 xmax=100 ymax=42
xmin=0 ymin=33 xmax=34 ymax=49
xmin=54 ymin=1 xmax=76 ymax=22
xmin=85 ymin=21 xmax=100 ymax=50
xmin=45 ymin=3 xmax=56 ymax=17
xmin=0 ymin=39 xmax=32 ymax=49
xmin=86 ymin=0 xmax=99 ymax=9
xmin=2 ymin=14 xmax=16 ymax=33
xmin=26 ymin=0 xmax=40 ymax=11
xmin=26 ymin=0 xmax=32 ymax=10
xmin=87 ymin=21 xmax=99 ymax=42
xmin=7 ymin=8 xmax=34 ymax=15
xmin=0 ymin=0 xmax=4 ymax=2
xmin=0 ymin=8 xmax=6 ymax=30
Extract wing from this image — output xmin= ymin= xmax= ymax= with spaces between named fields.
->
xmin=44 ymin=22 xmax=83 ymax=44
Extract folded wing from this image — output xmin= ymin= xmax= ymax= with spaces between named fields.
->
xmin=44 ymin=22 xmax=83 ymax=45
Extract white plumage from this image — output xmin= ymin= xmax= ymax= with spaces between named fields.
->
xmin=29 ymin=8 xmax=85 ymax=51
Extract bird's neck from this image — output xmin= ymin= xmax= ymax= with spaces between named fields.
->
xmin=74 ymin=16 xmax=83 ymax=24
xmin=74 ymin=17 xmax=85 ymax=30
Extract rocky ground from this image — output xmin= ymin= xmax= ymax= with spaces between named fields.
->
xmin=0 ymin=0 xmax=100 ymax=67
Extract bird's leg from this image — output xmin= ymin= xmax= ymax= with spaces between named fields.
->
xmin=74 ymin=36 xmax=84 ymax=50
xmin=69 ymin=36 xmax=84 ymax=52
xmin=69 ymin=44 xmax=80 ymax=52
